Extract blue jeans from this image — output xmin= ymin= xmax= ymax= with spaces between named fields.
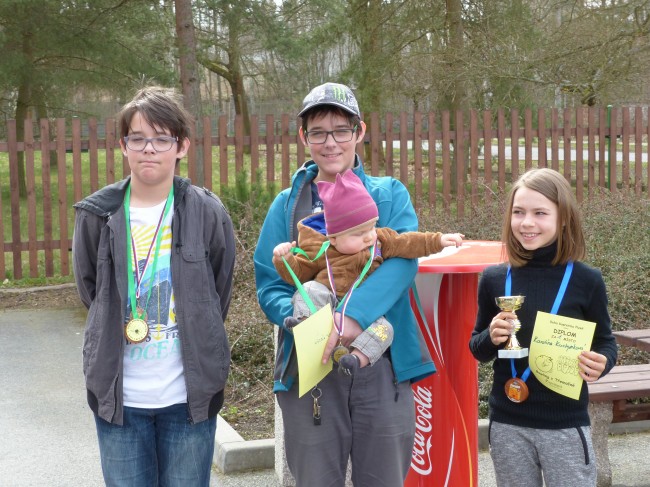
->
xmin=94 ymin=403 xmax=217 ymax=487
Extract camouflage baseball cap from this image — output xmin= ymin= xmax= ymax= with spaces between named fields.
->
xmin=298 ymin=82 xmax=361 ymax=118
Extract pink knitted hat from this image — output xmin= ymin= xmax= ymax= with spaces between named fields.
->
xmin=316 ymin=170 xmax=379 ymax=237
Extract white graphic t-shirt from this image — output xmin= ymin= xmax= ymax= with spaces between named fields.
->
xmin=123 ymin=199 xmax=187 ymax=408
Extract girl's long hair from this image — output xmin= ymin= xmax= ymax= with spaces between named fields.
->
xmin=503 ymin=168 xmax=585 ymax=267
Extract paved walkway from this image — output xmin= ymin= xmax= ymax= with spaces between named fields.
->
xmin=1 ymin=307 xmax=649 ymax=486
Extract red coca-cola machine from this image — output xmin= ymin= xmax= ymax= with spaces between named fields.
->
xmin=405 ymin=241 xmax=506 ymax=487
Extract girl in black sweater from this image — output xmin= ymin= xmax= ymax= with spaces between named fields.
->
xmin=469 ymin=168 xmax=617 ymax=486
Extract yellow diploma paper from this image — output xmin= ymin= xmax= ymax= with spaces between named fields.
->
xmin=292 ymin=304 xmax=334 ymax=398
xmin=529 ymin=311 xmax=596 ymax=400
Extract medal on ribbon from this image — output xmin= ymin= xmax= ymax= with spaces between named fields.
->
xmin=325 ymin=244 xmax=376 ymax=364
xmin=125 ymin=318 xmax=149 ymax=344
xmin=502 ymin=262 xmax=573 ymax=403
xmin=505 ymin=378 xmax=529 ymax=403
xmin=123 ymin=185 xmax=173 ymax=343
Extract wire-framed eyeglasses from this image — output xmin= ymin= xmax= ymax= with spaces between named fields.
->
xmin=304 ymin=126 xmax=357 ymax=144
xmin=123 ymin=135 xmax=179 ymax=152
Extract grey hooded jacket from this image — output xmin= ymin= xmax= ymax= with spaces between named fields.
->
xmin=73 ymin=176 xmax=236 ymax=425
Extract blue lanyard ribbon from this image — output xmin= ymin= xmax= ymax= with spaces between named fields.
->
xmin=506 ymin=261 xmax=574 ymax=381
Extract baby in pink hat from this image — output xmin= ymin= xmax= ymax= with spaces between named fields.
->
xmin=273 ymin=169 xmax=464 ymax=375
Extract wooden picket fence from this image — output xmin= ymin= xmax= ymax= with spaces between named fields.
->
xmin=0 ymin=106 xmax=648 ymax=280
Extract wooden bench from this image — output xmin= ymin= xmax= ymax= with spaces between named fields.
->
xmin=588 ymin=364 xmax=650 ymax=421
xmin=612 ymin=329 xmax=650 ymax=353
xmin=588 ymin=363 xmax=650 ymax=487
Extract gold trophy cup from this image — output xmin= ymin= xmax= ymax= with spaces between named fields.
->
xmin=495 ymin=295 xmax=528 ymax=359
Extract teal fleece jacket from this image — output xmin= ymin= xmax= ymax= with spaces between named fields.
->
xmin=253 ymin=158 xmax=436 ymax=392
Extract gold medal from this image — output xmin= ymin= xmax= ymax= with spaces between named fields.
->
xmin=332 ymin=344 xmax=350 ymax=364
xmin=125 ymin=318 xmax=149 ymax=344
xmin=505 ymin=377 xmax=529 ymax=403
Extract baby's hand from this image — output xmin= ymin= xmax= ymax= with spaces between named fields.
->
xmin=273 ymin=241 xmax=296 ymax=259
xmin=441 ymin=233 xmax=464 ymax=247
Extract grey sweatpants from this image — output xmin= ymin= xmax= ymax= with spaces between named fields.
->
xmin=489 ymin=421 xmax=596 ymax=487
xmin=277 ymin=356 xmax=416 ymax=487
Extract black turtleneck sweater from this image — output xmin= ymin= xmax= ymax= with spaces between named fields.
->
xmin=469 ymin=242 xmax=618 ymax=429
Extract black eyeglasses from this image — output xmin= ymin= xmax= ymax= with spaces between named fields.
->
xmin=304 ymin=126 xmax=358 ymax=144
xmin=123 ymin=135 xmax=178 ymax=152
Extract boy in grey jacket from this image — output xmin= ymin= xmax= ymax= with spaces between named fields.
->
xmin=73 ymin=86 xmax=235 ymax=487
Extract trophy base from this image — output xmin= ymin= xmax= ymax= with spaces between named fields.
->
xmin=499 ymin=348 xmax=529 ymax=359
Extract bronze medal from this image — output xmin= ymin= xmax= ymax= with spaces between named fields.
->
xmin=135 ymin=307 xmax=147 ymax=321
xmin=332 ymin=345 xmax=349 ymax=364
xmin=505 ymin=377 xmax=529 ymax=403
xmin=125 ymin=318 xmax=149 ymax=344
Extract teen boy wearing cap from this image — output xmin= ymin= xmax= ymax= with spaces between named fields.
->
xmin=272 ymin=169 xmax=463 ymax=376
xmin=254 ymin=82 xmax=440 ymax=486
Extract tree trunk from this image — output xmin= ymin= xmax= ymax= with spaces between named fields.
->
xmin=229 ymin=72 xmax=251 ymax=139
xmin=33 ymin=86 xmax=57 ymax=169
xmin=14 ymin=85 xmax=29 ymax=198
xmin=445 ymin=0 xmax=469 ymax=188
xmin=175 ymin=0 xmax=204 ymax=186
xmin=14 ymin=22 xmax=36 ymax=198
xmin=225 ymin=4 xmax=251 ymax=154
xmin=352 ymin=0 xmax=385 ymax=168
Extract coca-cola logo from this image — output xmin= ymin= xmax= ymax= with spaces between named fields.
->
xmin=411 ymin=385 xmax=434 ymax=475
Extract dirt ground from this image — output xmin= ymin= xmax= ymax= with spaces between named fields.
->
xmin=0 ymin=285 xmax=82 ymax=309
xmin=0 ymin=284 xmax=276 ymax=441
